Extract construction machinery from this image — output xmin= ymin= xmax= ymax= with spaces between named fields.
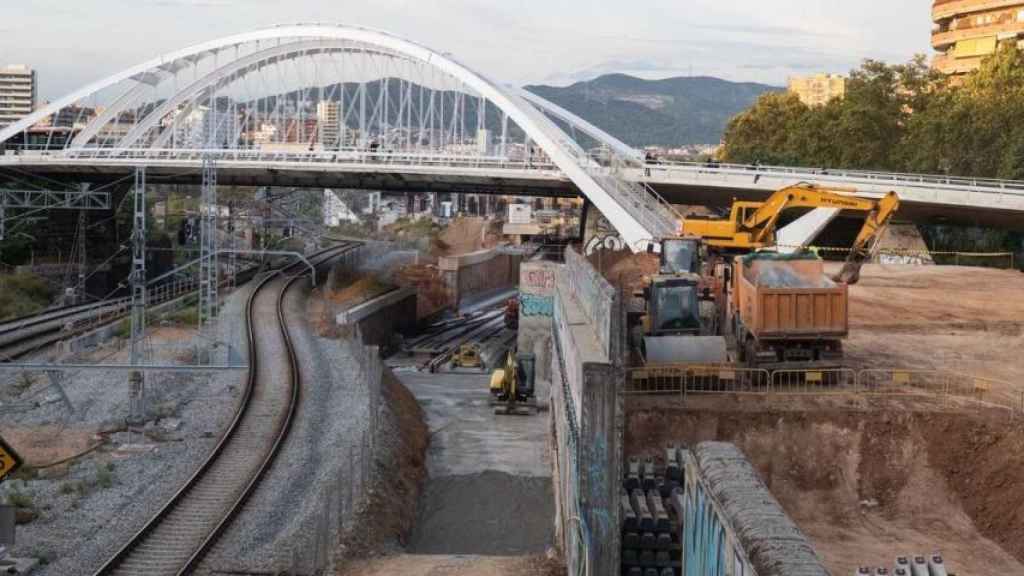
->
xmin=629 ymin=238 xmax=729 ymax=366
xmin=680 ymin=183 xmax=900 ymax=285
xmin=729 ymin=252 xmax=848 ymax=367
xmin=628 ymin=185 xmax=899 ymax=368
xmin=489 ymin=348 xmax=537 ymax=415
xmin=452 ymin=343 xmax=483 ymax=369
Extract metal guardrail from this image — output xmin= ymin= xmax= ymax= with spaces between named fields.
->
xmin=624 ymin=365 xmax=1024 ymax=417
xmin=645 ymin=160 xmax=1024 ymax=193
xmin=4 ymin=147 xmax=563 ymax=173
xmin=626 ymin=365 xmax=771 ymax=396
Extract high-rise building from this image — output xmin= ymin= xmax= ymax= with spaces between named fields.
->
xmin=787 ymin=74 xmax=847 ymax=107
xmin=316 ymin=101 xmax=341 ymax=148
xmin=0 ymin=65 xmax=37 ymax=128
xmin=932 ymin=1 xmax=1024 ymax=78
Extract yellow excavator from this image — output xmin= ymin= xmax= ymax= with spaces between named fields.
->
xmin=680 ymin=183 xmax=900 ymax=285
xmin=489 ymin=349 xmax=537 ymax=416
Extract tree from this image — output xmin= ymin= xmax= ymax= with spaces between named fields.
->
xmin=719 ymin=92 xmax=808 ymax=165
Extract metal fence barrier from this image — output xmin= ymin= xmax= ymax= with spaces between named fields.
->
xmin=772 ymin=368 xmax=859 ymax=394
xmin=626 ymin=365 xmax=771 ymax=397
xmin=624 ymin=365 xmax=1024 ymax=417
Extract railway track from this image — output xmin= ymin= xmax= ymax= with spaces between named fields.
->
xmin=92 ymin=242 xmax=360 ymax=576
xmin=0 ymin=266 xmax=262 ymax=362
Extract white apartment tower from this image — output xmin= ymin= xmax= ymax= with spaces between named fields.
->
xmin=0 ymin=65 xmax=37 ymax=128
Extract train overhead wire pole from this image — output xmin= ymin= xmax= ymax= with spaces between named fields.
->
xmin=127 ymin=167 xmax=148 ymax=425
xmin=0 ymin=23 xmax=675 ymax=252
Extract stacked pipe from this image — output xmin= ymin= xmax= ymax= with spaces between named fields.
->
xmin=856 ymin=553 xmax=951 ymax=576
xmin=620 ymin=447 xmax=686 ymax=576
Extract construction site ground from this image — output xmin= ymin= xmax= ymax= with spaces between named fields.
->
xmin=341 ymin=367 xmax=556 ymax=574
xmin=620 ymin=262 xmax=1024 ymax=575
xmin=835 ymin=262 xmax=1024 ymax=389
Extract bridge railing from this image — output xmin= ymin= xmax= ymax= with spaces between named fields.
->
xmin=643 ymin=160 xmax=1024 ymax=194
xmin=7 ymin=147 xmax=565 ymax=173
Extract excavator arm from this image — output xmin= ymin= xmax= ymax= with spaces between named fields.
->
xmin=832 ymin=190 xmax=900 ymax=285
xmin=679 ymin=183 xmax=900 ymax=284
xmin=740 ymin=184 xmax=885 ymax=245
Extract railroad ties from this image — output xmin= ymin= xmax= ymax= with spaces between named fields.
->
xmin=621 ymin=447 xmax=685 ymax=576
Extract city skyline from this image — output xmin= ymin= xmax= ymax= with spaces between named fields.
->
xmin=3 ymin=0 xmax=932 ymax=101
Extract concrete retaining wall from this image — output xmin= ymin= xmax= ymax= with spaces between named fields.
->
xmin=684 ymin=442 xmax=830 ymax=576
xmin=439 ymin=248 xmax=522 ymax=309
xmin=549 ymin=245 xmax=623 ymax=576
xmin=336 ymin=287 xmax=418 ymax=355
xmin=518 ymin=261 xmax=558 ymax=383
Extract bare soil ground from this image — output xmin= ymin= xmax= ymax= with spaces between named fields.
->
xmin=0 ymin=426 xmax=99 ymax=468
xmin=435 ymin=216 xmax=501 ymax=257
xmin=836 ymin=263 xmax=1024 ymax=391
xmin=624 ymin=396 xmax=1024 ymax=575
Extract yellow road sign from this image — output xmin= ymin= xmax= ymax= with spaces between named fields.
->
xmin=0 ymin=436 xmax=23 ymax=483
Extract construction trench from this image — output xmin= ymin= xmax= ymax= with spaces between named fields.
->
xmin=339 ymin=239 xmax=1024 ymax=576
xmin=3 ymin=233 xmax=1023 ymax=576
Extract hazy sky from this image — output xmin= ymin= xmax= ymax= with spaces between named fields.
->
xmin=3 ymin=0 xmax=934 ymax=100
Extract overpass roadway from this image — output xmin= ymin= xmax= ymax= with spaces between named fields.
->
xmin=4 ymin=151 xmax=1023 ymax=228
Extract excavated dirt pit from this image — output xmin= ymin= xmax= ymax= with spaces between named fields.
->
xmin=625 ymin=396 xmax=1024 ymax=575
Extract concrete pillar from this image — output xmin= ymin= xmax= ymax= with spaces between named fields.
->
xmin=580 ymin=362 xmax=622 ymax=574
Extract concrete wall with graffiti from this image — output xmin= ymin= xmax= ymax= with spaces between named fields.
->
xmin=518 ymin=261 xmax=558 ymax=382
xmin=549 ymin=246 xmax=623 ymax=576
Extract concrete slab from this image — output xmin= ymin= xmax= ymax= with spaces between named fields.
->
xmin=395 ymin=372 xmax=550 ymax=478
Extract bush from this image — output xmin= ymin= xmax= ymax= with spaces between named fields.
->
xmin=0 ymin=272 xmax=54 ymax=321
xmin=7 ymin=488 xmax=34 ymax=509
xmin=95 ymin=463 xmax=114 ymax=489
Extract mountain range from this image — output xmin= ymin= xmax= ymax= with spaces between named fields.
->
xmin=524 ymin=74 xmax=779 ymax=148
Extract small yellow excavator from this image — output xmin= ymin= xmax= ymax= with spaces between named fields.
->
xmin=680 ymin=183 xmax=900 ymax=285
xmin=489 ymin=349 xmax=537 ymax=416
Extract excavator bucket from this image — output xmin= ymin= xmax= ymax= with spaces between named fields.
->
xmin=834 ymin=260 xmax=864 ymax=285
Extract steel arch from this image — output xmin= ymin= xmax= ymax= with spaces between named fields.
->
xmin=0 ymin=23 xmax=670 ymax=250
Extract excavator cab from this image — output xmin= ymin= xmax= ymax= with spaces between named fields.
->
xmin=660 ymin=238 xmax=701 ymax=274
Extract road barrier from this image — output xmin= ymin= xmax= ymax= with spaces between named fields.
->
xmin=772 ymin=368 xmax=858 ymax=394
xmin=626 ymin=365 xmax=771 ymax=397
xmin=625 ymin=365 xmax=1023 ymax=417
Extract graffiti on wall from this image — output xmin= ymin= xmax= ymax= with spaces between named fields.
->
xmin=520 ymin=293 xmax=554 ymax=317
xmin=585 ymin=234 xmax=626 ymax=256
xmin=522 ymin=266 xmax=557 ymax=294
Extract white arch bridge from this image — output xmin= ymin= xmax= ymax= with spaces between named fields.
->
xmin=0 ymin=23 xmax=679 ymax=252
xmin=2 ymin=23 xmax=1023 ymax=245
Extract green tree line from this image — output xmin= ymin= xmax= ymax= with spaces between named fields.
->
xmin=720 ymin=47 xmax=1024 ymax=261
xmin=721 ymin=46 xmax=1024 ymax=180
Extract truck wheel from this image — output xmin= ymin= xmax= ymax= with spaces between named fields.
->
xmin=745 ymin=340 xmax=758 ymax=369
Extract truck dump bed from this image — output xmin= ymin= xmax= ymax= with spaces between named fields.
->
xmin=735 ymin=253 xmax=848 ymax=339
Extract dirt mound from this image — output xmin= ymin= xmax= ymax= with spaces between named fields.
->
xmin=409 ymin=471 xmax=554 ymax=555
xmin=436 ymin=217 xmax=499 ymax=257
xmin=588 ymin=249 xmax=660 ymax=293
xmin=394 ymin=264 xmax=449 ymax=319
xmin=624 ymin=405 xmax=1024 ymax=575
xmin=337 ymin=369 xmax=428 ymax=565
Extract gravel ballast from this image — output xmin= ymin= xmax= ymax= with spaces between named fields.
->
xmin=0 ymin=287 xmax=252 ymax=575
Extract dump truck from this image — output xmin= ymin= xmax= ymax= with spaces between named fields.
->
xmin=729 ymin=252 xmax=847 ymax=368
